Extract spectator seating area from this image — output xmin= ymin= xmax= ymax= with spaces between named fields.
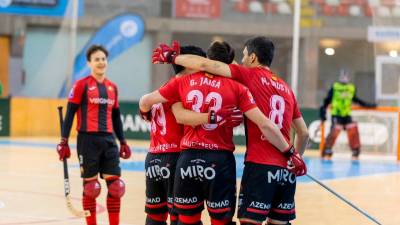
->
xmin=232 ymin=0 xmax=400 ymax=17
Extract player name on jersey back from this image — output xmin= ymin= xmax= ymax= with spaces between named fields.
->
xmin=260 ymin=77 xmax=291 ymax=95
xmin=190 ymin=76 xmax=221 ymax=89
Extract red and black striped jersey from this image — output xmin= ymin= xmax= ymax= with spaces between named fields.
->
xmin=68 ymin=75 xmax=119 ymax=133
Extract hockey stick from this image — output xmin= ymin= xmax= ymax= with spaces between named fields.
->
xmin=306 ymin=173 xmax=382 ymax=225
xmin=319 ymin=120 xmax=325 ymax=156
xmin=57 ymin=106 xmax=91 ymax=217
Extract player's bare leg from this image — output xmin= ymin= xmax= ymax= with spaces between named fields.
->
xmin=103 ymin=174 xmax=126 ymax=225
xmin=82 ymin=175 xmax=101 ymax=225
xmin=345 ymin=123 xmax=361 ymax=161
xmin=322 ymin=125 xmax=342 ymax=160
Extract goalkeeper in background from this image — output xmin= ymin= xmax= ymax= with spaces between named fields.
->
xmin=320 ymin=69 xmax=376 ymax=160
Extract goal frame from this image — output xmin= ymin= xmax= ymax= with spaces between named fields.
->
xmin=319 ymin=106 xmax=400 ymax=161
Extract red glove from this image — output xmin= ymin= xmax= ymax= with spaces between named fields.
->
xmin=56 ymin=137 xmax=71 ymax=161
xmin=208 ymin=106 xmax=243 ymax=127
xmin=139 ymin=109 xmax=152 ymax=122
xmin=152 ymin=40 xmax=180 ymax=64
xmin=283 ymin=145 xmax=307 ymax=176
xmin=119 ymin=140 xmax=131 ymax=159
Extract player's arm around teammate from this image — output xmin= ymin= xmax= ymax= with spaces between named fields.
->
xmin=152 ymin=41 xmax=302 ymax=161
xmin=140 ymin=91 xmax=241 ymax=127
xmin=56 ymin=45 xmax=131 ymax=225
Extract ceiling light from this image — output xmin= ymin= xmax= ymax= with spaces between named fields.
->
xmin=325 ymin=48 xmax=335 ymax=56
xmin=389 ymin=50 xmax=398 ymax=57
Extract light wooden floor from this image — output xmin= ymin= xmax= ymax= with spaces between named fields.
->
xmin=0 ymin=137 xmax=399 ymax=225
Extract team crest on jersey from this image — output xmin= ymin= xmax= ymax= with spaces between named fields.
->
xmin=108 ymin=86 xmax=114 ymax=91
xmin=68 ymin=86 xmax=75 ymax=98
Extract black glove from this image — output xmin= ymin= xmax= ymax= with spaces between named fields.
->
xmin=319 ymin=106 xmax=327 ymax=121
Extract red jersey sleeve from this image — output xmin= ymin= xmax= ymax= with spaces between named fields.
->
xmin=158 ymin=77 xmax=182 ymax=103
xmin=68 ymin=81 xmax=85 ymax=104
xmin=291 ymin=91 xmax=302 ymax=119
xmin=228 ymin=64 xmax=253 ymax=86
xmin=238 ymin=85 xmax=257 ymax=113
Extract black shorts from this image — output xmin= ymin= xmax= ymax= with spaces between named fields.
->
xmin=173 ymin=149 xmax=236 ymax=220
xmin=77 ymin=132 xmax=121 ymax=178
xmin=238 ymin=162 xmax=296 ymax=223
xmin=332 ymin=116 xmax=352 ymax=126
xmin=145 ymin=152 xmax=180 ymax=215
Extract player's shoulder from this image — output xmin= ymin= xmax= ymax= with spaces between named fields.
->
xmin=225 ymin=76 xmax=247 ymax=88
xmin=103 ymin=78 xmax=116 ymax=86
xmin=73 ymin=76 xmax=92 ymax=87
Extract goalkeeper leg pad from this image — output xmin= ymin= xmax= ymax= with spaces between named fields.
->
xmin=346 ymin=123 xmax=361 ymax=151
xmin=323 ymin=125 xmax=342 ymax=157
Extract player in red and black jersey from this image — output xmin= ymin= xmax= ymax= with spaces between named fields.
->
xmin=147 ymin=41 xmax=293 ymax=225
xmin=153 ymin=37 xmax=309 ymax=225
xmin=139 ymin=45 xmax=207 ymax=225
xmin=56 ymin=45 xmax=131 ymax=225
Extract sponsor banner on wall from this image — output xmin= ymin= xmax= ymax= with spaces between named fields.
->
xmin=0 ymin=0 xmax=84 ymax=17
xmin=0 ymin=98 xmax=10 ymax=136
xmin=173 ymin=0 xmax=221 ymax=19
xmin=368 ymin=26 xmax=400 ymax=42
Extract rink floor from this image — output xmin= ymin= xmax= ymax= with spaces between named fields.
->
xmin=1 ymin=137 xmax=399 ymax=225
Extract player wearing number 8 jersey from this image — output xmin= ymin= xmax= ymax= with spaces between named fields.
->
xmin=153 ymin=37 xmax=309 ymax=225
xmin=149 ymin=41 xmax=294 ymax=225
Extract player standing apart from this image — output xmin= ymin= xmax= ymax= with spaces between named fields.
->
xmin=154 ymin=37 xmax=309 ymax=225
xmin=319 ymin=69 xmax=376 ymax=160
xmin=56 ymin=45 xmax=131 ymax=225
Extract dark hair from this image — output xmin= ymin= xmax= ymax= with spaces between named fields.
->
xmin=244 ymin=36 xmax=274 ymax=66
xmin=86 ymin=45 xmax=108 ymax=61
xmin=207 ymin=41 xmax=235 ymax=64
xmin=173 ymin=45 xmax=206 ymax=74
